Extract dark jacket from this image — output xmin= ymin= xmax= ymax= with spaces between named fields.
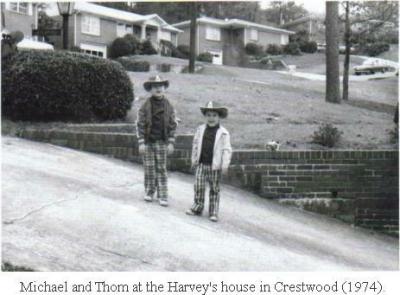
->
xmin=136 ymin=96 xmax=177 ymax=145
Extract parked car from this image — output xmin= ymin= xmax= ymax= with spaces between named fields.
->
xmin=353 ymin=58 xmax=397 ymax=75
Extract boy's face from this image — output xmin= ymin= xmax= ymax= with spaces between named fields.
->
xmin=150 ymin=84 xmax=165 ymax=98
xmin=205 ymin=111 xmax=220 ymax=126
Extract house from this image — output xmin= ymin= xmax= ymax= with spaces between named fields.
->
xmin=280 ymin=15 xmax=326 ymax=44
xmin=48 ymin=2 xmax=181 ymax=58
xmin=1 ymin=2 xmax=53 ymax=50
xmin=172 ymin=16 xmax=294 ymax=66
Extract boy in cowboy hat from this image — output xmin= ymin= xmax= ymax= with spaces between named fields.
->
xmin=137 ymin=75 xmax=177 ymax=207
xmin=186 ymin=101 xmax=232 ymax=222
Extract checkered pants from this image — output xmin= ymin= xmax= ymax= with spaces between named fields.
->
xmin=191 ymin=164 xmax=222 ymax=217
xmin=143 ymin=141 xmax=168 ymax=200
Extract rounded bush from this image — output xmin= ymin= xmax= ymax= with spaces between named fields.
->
xmin=266 ymin=44 xmax=283 ymax=55
xmin=364 ymin=42 xmax=390 ymax=57
xmin=123 ymin=34 xmax=141 ymax=54
xmin=299 ymin=41 xmax=318 ymax=53
xmin=2 ymin=50 xmax=134 ymax=122
xmin=141 ymin=39 xmax=157 ymax=55
xmin=110 ymin=37 xmax=133 ymax=58
xmin=197 ymin=52 xmax=213 ymax=63
xmin=245 ymin=42 xmax=263 ymax=56
xmin=116 ymin=57 xmax=150 ymax=72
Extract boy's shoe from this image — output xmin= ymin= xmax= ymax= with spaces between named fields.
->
xmin=186 ymin=209 xmax=202 ymax=216
xmin=159 ymin=199 xmax=169 ymax=207
xmin=144 ymin=194 xmax=153 ymax=202
xmin=209 ymin=215 xmax=218 ymax=222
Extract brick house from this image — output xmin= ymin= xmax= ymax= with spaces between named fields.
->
xmin=172 ymin=16 xmax=294 ymax=65
xmin=48 ymin=2 xmax=181 ymax=58
xmin=280 ymin=15 xmax=326 ymax=44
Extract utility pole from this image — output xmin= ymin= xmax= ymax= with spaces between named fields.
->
xmin=188 ymin=2 xmax=197 ymax=73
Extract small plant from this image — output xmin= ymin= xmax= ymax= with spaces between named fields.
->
xmin=197 ymin=52 xmax=213 ymax=63
xmin=299 ymin=41 xmax=318 ymax=53
xmin=283 ymin=42 xmax=301 ymax=55
xmin=312 ymin=123 xmax=342 ymax=147
xmin=245 ymin=42 xmax=263 ymax=56
xmin=2 ymin=262 xmax=34 ymax=272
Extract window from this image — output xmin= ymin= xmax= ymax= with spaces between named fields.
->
xmin=8 ymin=2 xmax=29 ymax=14
xmin=206 ymin=26 xmax=221 ymax=41
xmin=80 ymin=43 xmax=107 ymax=58
xmin=160 ymin=30 xmax=171 ymax=41
xmin=249 ymin=28 xmax=258 ymax=41
xmin=81 ymin=15 xmax=100 ymax=36
xmin=116 ymin=23 xmax=133 ymax=37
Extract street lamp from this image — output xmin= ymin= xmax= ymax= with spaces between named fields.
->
xmin=57 ymin=2 xmax=74 ymax=50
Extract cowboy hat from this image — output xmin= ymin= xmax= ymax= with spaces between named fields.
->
xmin=200 ymin=101 xmax=228 ymax=119
xmin=143 ymin=75 xmax=169 ymax=92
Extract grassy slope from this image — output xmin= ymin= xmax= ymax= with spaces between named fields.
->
xmin=127 ymin=57 xmax=398 ymax=150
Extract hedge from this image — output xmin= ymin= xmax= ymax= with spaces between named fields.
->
xmin=2 ymin=50 xmax=134 ymax=122
xmin=177 ymin=45 xmax=190 ymax=58
xmin=116 ymin=57 xmax=150 ymax=72
xmin=299 ymin=41 xmax=318 ymax=53
xmin=141 ymin=39 xmax=157 ymax=55
xmin=364 ymin=42 xmax=390 ymax=57
xmin=266 ymin=44 xmax=282 ymax=55
xmin=283 ymin=42 xmax=301 ymax=55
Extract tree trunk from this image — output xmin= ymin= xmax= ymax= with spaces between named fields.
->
xmin=342 ymin=1 xmax=351 ymax=101
xmin=188 ymin=2 xmax=197 ymax=74
xmin=325 ymin=1 xmax=341 ymax=103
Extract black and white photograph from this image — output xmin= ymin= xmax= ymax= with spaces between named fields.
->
xmin=1 ymin=0 xmax=399 ymax=273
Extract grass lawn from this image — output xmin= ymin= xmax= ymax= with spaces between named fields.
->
xmin=126 ymin=57 xmax=398 ymax=150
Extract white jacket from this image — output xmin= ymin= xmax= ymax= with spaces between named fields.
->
xmin=191 ymin=124 xmax=232 ymax=171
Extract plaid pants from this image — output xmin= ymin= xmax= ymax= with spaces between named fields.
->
xmin=143 ymin=141 xmax=168 ymax=200
xmin=191 ymin=164 xmax=222 ymax=217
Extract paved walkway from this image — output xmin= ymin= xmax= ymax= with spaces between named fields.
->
xmin=2 ymin=137 xmax=398 ymax=271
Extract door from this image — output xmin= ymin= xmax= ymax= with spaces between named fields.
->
xmin=208 ymin=50 xmax=223 ymax=65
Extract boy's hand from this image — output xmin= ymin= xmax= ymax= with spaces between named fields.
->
xmin=138 ymin=144 xmax=146 ymax=155
xmin=167 ymin=143 xmax=174 ymax=155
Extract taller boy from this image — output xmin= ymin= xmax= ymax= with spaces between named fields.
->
xmin=137 ymin=75 xmax=177 ymax=207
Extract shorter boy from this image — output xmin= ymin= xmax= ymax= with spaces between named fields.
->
xmin=186 ymin=101 xmax=232 ymax=222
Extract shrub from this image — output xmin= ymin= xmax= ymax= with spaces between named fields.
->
xmin=312 ymin=123 xmax=342 ymax=148
xmin=177 ymin=45 xmax=190 ymax=58
xmin=245 ymin=42 xmax=263 ymax=56
xmin=2 ymin=50 xmax=134 ymax=122
xmin=158 ymin=63 xmax=171 ymax=72
xmin=116 ymin=57 xmax=150 ymax=72
xmin=160 ymin=40 xmax=185 ymax=59
xmin=70 ymin=46 xmax=81 ymax=52
xmin=141 ymin=39 xmax=157 ymax=55
xmin=364 ymin=42 xmax=390 ymax=57
xmin=266 ymin=44 xmax=283 ymax=55
xmin=197 ymin=52 xmax=213 ymax=63
xmin=110 ymin=37 xmax=133 ymax=58
xmin=283 ymin=42 xmax=301 ymax=55
xmin=299 ymin=40 xmax=318 ymax=53
xmin=123 ymin=34 xmax=141 ymax=54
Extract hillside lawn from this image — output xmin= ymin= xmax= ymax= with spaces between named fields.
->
xmin=127 ymin=55 xmax=398 ymax=150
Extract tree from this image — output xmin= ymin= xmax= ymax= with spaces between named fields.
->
xmin=342 ymin=1 xmax=351 ymax=101
xmin=188 ymin=2 xmax=197 ymax=73
xmin=325 ymin=1 xmax=341 ymax=103
xmin=262 ymin=1 xmax=308 ymax=25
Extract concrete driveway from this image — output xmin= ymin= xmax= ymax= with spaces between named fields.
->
xmin=2 ymin=137 xmax=398 ymax=271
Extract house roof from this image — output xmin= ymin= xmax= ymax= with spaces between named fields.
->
xmin=172 ymin=16 xmax=294 ymax=35
xmin=73 ymin=2 xmax=182 ymax=33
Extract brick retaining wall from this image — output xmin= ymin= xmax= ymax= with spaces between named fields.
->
xmin=19 ymin=128 xmax=399 ymax=236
